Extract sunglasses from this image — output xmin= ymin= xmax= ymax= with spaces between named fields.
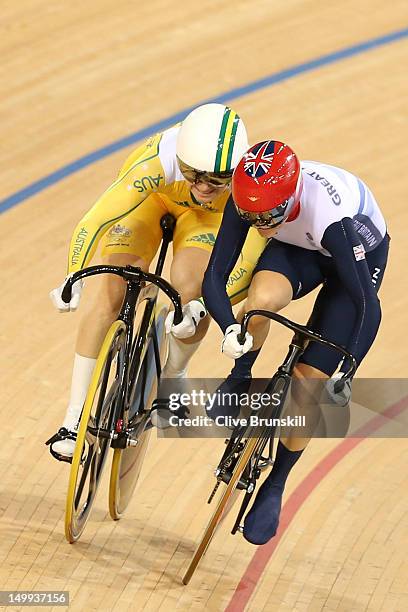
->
xmin=177 ymin=157 xmax=232 ymax=188
xmin=235 ymin=196 xmax=293 ymax=228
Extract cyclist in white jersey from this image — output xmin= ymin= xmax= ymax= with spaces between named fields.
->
xmin=169 ymin=140 xmax=390 ymax=545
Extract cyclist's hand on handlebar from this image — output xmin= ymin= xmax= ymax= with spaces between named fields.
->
xmin=222 ymin=324 xmax=253 ymax=359
xmin=326 ymin=372 xmax=352 ymax=407
xmin=49 ymin=274 xmax=84 ymax=313
xmin=165 ymin=299 xmax=207 ymax=338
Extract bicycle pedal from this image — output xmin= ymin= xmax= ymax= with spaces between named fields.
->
xmin=150 ymin=397 xmax=189 ymax=429
xmin=48 ymin=449 xmax=73 ymax=464
xmin=150 ymin=406 xmax=172 ymax=429
xmin=258 ymin=457 xmax=274 ymax=470
xmin=45 ymin=428 xmax=76 ymax=464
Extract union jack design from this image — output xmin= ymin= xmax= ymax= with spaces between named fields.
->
xmin=243 ymin=141 xmax=276 ymax=178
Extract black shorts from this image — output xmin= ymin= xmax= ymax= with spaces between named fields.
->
xmin=253 ymin=235 xmax=390 ymax=376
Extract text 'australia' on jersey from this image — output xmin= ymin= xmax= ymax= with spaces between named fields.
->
xmin=67 ymin=125 xmax=230 ymax=273
xmin=273 ymin=160 xmax=386 ymax=255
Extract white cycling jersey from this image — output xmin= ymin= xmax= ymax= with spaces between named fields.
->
xmin=274 ymin=161 xmax=387 ymax=254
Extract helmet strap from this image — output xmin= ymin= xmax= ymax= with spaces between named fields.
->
xmin=286 ymin=201 xmax=301 ymax=223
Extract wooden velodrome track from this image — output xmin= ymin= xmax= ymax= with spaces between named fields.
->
xmin=1 ymin=1 xmax=408 ymax=610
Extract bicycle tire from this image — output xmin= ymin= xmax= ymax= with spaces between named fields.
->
xmin=65 ymin=320 xmax=126 ymax=543
xmin=182 ymin=435 xmax=259 ymax=585
xmin=108 ymin=302 xmax=167 ymax=520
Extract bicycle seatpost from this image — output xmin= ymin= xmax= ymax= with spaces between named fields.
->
xmin=154 ymin=214 xmax=176 ymax=276
xmin=160 ymin=214 xmax=176 ymax=242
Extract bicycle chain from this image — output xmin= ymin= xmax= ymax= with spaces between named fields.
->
xmin=207 ymin=445 xmax=241 ymax=504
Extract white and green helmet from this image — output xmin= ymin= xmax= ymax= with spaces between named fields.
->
xmin=176 ymin=103 xmax=249 ymax=175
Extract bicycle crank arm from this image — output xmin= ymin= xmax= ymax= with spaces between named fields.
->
xmin=231 ymin=488 xmax=255 ymax=535
xmin=87 ymin=425 xmax=113 ymax=439
xmin=85 ymin=424 xmax=139 ymax=449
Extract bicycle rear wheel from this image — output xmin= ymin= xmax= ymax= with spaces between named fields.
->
xmin=65 ymin=320 xmax=126 ymax=543
xmin=108 ymin=302 xmax=167 ymax=520
xmin=182 ymin=435 xmax=259 ymax=585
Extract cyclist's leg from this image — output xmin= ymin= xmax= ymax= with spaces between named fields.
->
xmin=164 ymin=243 xmax=212 ymax=378
xmin=75 ymin=252 xmax=148 ymax=357
xmin=162 ymin=208 xmax=217 ymax=377
xmin=230 ymin=239 xmax=324 ymax=379
xmin=244 ymin=238 xmax=389 ymax=544
xmin=286 ymin=275 xmax=374 ymax=449
xmin=289 ymin=239 xmax=389 ymax=445
xmin=238 ymin=243 xmax=327 ymax=544
xmin=243 ymin=291 xmax=351 ymax=544
xmin=243 ymin=373 xmax=325 ymax=545
xmin=51 ymin=196 xmax=165 ymax=457
xmin=281 ymin=240 xmax=388 ymax=451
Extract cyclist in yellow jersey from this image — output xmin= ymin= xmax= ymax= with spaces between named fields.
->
xmin=49 ymin=103 xmax=266 ymax=458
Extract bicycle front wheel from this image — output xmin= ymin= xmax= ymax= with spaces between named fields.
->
xmin=182 ymin=435 xmax=259 ymax=585
xmin=65 ymin=320 xmax=126 ymax=543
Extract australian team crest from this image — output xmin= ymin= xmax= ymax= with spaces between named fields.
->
xmin=243 ymin=141 xmax=275 ymax=178
xmin=108 ymin=224 xmax=131 ymax=238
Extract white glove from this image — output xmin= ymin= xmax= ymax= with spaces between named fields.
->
xmin=326 ymin=372 xmax=352 ymax=407
xmin=222 ymin=324 xmax=253 ymax=360
xmin=165 ymin=299 xmax=207 ymax=339
xmin=49 ymin=273 xmax=84 ymax=312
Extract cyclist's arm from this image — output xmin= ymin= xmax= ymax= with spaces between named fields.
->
xmin=321 ymin=217 xmax=382 ymax=369
xmin=67 ymin=147 xmax=164 ymax=274
xmin=202 ymin=196 xmax=250 ymax=331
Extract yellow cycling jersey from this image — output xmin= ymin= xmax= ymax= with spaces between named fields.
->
xmin=68 ymin=125 xmax=231 ymax=273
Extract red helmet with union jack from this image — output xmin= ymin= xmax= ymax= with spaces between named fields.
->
xmin=232 ymin=140 xmax=303 ymax=228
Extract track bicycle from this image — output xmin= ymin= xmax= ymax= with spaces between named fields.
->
xmin=182 ymin=309 xmax=356 ymax=584
xmin=46 ymin=214 xmax=183 ymax=543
